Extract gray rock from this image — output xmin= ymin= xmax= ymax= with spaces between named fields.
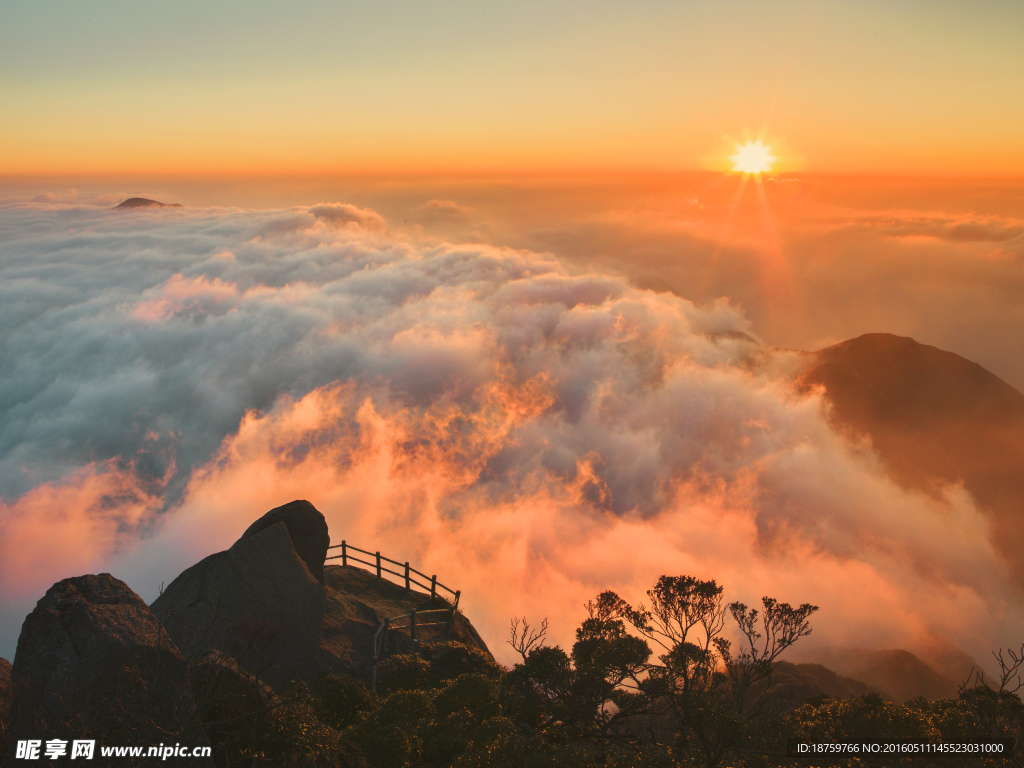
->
xmin=6 ymin=574 xmax=209 ymax=762
xmin=238 ymin=499 xmax=330 ymax=584
xmin=152 ymin=522 xmax=325 ymax=694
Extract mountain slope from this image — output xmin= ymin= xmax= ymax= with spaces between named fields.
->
xmin=809 ymin=648 xmax=960 ymax=703
xmin=801 ymin=332 xmax=1024 ymax=581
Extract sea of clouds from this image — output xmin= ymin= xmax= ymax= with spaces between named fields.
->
xmin=0 ymin=200 xmax=1020 ymax=670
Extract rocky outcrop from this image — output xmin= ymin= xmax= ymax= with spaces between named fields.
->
xmin=238 ymin=499 xmax=330 ymax=584
xmin=151 ymin=521 xmax=325 ymax=694
xmin=6 ymin=574 xmax=208 ymax=759
xmin=151 ymin=500 xmax=488 ymax=692
xmin=320 ymin=564 xmax=491 ymax=684
xmin=2 ymin=501 xmax=499 ymax=764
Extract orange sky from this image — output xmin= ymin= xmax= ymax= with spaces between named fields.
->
xmin=2 ymin=1 xmax=1023 ymax=176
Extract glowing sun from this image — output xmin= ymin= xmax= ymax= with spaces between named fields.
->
xmin=731 ymin=140 xmax=776 ymax=174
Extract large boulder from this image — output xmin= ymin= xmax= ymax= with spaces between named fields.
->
xmin=151 ymin=521 xmax=326 ymax=694
xmin=238 ymin=499 xmax=330 ymax=584
xmin=6 ymin=574 xmax=208 ymax=761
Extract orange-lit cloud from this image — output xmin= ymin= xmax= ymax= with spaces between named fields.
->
xmin=116 ymin=364 xmax=1014 ymax=673
xmin=0 ymin=458 xmax=168 ymax=595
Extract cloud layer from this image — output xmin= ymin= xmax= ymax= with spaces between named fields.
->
xmin=398 ymin=176 xmax=1024 ymax=393
xmin=0 ymin=200 xmax=1020 ymax=670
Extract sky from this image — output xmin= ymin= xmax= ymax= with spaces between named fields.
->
xmin=1 ymin=1 xmax=1024 ymax=678
xmin=3 ymin=1 xmax=1024 ymax=175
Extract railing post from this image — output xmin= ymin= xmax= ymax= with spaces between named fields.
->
xmin=376 ymin=551 xmax=381 ymax=579
xmin=405 ymin=562 xmax=410 ymax=590
xmin=430 ymin=575 xmax=437 ymax=600
xmin=411 ymin=610 xmax=417 ymax=643
xmin=446 ymin=591 xmax=461 ymax=640
xmin=372 ymin=616 xmax=390 ymax=692
xmin=341 ymin=540 xmax=347 ymax=567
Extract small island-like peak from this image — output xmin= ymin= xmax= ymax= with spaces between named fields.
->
xmin=114 ymin=197 xmax=182 ymax=209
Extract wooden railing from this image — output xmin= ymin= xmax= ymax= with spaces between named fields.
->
xmin=326 ymin=541 xmax=462 ymax=690
xmin=326 ymin=541 xmax=459 ymax=603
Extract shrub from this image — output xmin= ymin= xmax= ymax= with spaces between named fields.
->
xmin=313 ymin=674 xmax=377 ymax=731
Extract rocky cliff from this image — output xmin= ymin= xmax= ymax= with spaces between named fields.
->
xmin=2 ymin=500 xmax=492 ymax=765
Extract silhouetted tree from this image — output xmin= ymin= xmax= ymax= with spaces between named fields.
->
xmin=502 ymin=605 xmax=652 ymax=749
xmin=596 ymin=575 xmax=818 ymax=768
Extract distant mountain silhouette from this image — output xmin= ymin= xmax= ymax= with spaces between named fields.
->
xmin=114 ymin=197 xmax=182 ymax=209
xmin=810 ymin=648 xmax=960 ymax=703
xmin=801 ymin=333 xmax=1024 ymax=581
xmin=756 ymin=660 xmax=873 ymax=708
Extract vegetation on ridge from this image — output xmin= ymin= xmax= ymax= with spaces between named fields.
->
xmin=5 ymin=573 xmax=1022 ymax=768
xmin=181 ymin=574 xmax=1024 ymax=767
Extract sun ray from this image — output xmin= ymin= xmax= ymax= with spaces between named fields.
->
xmin=751 ymin=173 xmax=797 ymax=339
xmin=703 ymin=172 xmax=751 ymax=285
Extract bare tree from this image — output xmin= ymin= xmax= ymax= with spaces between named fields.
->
xmin=959 ymin=642 xmax=1024 ymax=754
xmin=724 ymin=597 xmax=818 ymax=717
xmin=508 ymin=616 xmax=549 ymax=661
